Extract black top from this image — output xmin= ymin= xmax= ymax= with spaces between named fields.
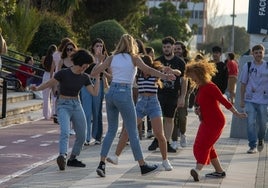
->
xmin=211 ymin=61 xmax=228 ymax=94
xmin=156 ymin=55 xmax=185 ymax=97
xmin=54 ymin=68 xmax=92 ymax=96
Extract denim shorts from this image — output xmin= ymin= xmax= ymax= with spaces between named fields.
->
xmin=136 ymin=95 xmax=162 ymax=119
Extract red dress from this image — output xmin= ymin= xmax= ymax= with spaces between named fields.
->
xmin=194 ymin=82 xmax=232 ymax=165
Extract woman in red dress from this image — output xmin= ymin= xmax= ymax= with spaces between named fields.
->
xmin=184 ymin=60 xmax=247 ymax=182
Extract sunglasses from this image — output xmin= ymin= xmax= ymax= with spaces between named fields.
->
xmin=66 ymin=48 xmax=73 ymax=52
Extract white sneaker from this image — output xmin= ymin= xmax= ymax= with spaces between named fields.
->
xmin=180 ymin=134 xmax=187 ymax=147
xmin=247 ymin=148 xmax=257 ymax=154
xmin=162 ymin=159 xmax=173 ymax=171
xmin=107 ymin=155 xmax=118 ymax=165
xmin=69 ymin=129 xmax=75 ymax=135
xmin=171 ymin=141 xmax=178 ymax=150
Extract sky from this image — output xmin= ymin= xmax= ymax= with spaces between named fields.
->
xmin=216 ymin=0 xmax=249 ymax=15
xmin=210 ymin=0 xmax=249 ymax=27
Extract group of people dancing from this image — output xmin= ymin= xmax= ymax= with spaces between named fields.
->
xmin=30 ymin=33 xmax=268 ymax=182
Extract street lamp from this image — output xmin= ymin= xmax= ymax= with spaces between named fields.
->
xmin=231 ymin=0 xmax=236 ymax=52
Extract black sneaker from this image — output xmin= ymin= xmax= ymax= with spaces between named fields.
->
xmin=257 ymin=140 xmax=264 ymax=152
xmin=57 ymin=155 xmax=66 ymax=171
xmin=167 ymin=142 xmax=177 ymax=153
xmin=205 ymin=171 xmax=226 ymax=178
xmin=140 ymin=163 xmax=158 ymax=176
xmin=148 ymin=138 xmax=158 ymax=151
xmin=67 ymin=158 xmax=86 ymax=167
xmin=53 ymin=114 xmax=58 ymax=124
xmin=96 ymin=161 xmax=106 ymax=177
xmin=190 ymin=168 xmax=199 ymax=182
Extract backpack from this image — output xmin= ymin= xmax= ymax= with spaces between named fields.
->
xmin=247 ymin=61 xmax=268 ymax=73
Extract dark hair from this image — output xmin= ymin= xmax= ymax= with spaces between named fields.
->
xmin=175 ymin=41 xmax=188 ymax=58
xmin=227 ymin=52 xmax=235 ymax=60
xmin=58 ymin=37 xmax=73 ymax=52
xmin=136 ymin=39 xmax=146 ymax=55
xmin=61 ymin=41 xmax=77 ymax=59
xmin=24 ymin=56 xmax=33 ymax=64
xmin=252 ymin=44 xmax=265 ymax=52
xmin=145 ymin=47 xmax=154 ymax=54
xmin=90 ymin=38 xmax=108 ymax=56
xmin=140 ymin=55 xmax=163 ymax=88
xmin=43 ymin=44 xmax=57 ymax=72
xmin=162 ymin=36 xmax=175 ymax=45
xmin=212 ymin=46 xmax=222 ymax=53
xmin=71 ymin=49 xmax=94 ymax=66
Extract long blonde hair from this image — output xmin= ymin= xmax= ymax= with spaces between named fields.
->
xmin=112 ymin=34 xmax=139 ymax=56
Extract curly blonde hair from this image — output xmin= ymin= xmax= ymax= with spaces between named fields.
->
xmin=184 ymin=59 xmax=217 ymax=87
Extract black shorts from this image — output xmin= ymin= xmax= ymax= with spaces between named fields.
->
xmin=158 ymin=94 xmax=178 ymax=118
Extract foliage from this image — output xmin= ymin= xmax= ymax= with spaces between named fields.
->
xmin=1 ymin=3 xmax=42 ymax=53
xmin=71 ymin=0 xmax=146 ymax=46
xmin=147 ymin=39 xmax=162 ymax=57
xmin=28 ymin=13 xmax=75 ymax=57
xmin=89 ymin=20 xmax=127 ymax=53
xmin=141 ymin=2 xmax=192 ymax=42
xmin=0 ymin=0 xmax=16 ymax=24
xmin=29 ymin=0 xmax=79 ymax=15
xmin=198 ymin=25 xmax=249 ymax=55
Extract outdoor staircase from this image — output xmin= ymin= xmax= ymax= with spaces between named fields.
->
xmin=0 ymin=91 xmax=44 ymax=127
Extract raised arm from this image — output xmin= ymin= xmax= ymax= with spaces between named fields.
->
xmin=91 ymin=56 xmax=112 ymax=77
xmin=30 ymin=78 xmax=58 ymax=91
xmin=135 ymin=56 xmax=175 ymax=81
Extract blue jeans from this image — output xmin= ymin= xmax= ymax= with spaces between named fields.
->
xmin=100 ymin=82 xmax=143 ymax=161
xmin=80 ymin=87 xmax=93 ymax=142
xmin=80 ymin=80 xmax=104 ymax=142
xmin=93 ymin=80 xmax=104 ymax=141
xmin=245 ymin=102 xmax=268 ymax=149
xmin=57 ymin=98 xmax=86 ymax=156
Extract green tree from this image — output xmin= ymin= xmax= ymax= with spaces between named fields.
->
xmin=29 ymin=0 xmax=79 ymax=15
xmin=198 ymin=25 xmax=249 ymax=55
xmin=28 ymin=14 xmax=75 ymax=57
xmin=141 ymin=2 xmax=192 ymax=42
xmin=1 ymin=2 xmax=42 ymax=53
xmin=72 ymin=0 xmax=146 ymax=46
xmin=0 ymin=0 xmax=16 ymax=24
xmin=89 ymin=20 xmax=127 ymax=53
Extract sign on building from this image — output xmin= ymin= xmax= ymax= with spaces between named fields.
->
xmin=248 ymin=0 xmax=268 ymax=34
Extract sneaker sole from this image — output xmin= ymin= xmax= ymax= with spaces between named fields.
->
xmin=96 ymin=169 xmax=105 ymax=177
xmin=190 ymin=169 xmax=199 ymax=182
xmin=57 ymin=156 xmax=66 ymax=171
xmin=106 ymin=158 xmax=118 ymax=165
xmin=141 ymin=165 xmax=159 ymax=176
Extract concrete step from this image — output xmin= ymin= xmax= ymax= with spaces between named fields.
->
xmin=0 ymin=91 xmax=44 ymax=127
xmin=0 ymin=91 xmax=34 ymax=105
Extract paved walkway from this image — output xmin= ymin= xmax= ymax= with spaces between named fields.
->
xmin=3 ymin=108 xmax=267 ymax=188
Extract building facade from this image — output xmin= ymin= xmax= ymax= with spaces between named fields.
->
xmin=146 ymin=0 xmax=207 ymax=49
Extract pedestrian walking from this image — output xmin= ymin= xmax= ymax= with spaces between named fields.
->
xmin=239 ymin=44 xmax=268 ymax=154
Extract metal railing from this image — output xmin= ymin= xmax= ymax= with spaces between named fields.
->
xmin=0 ymin=75 xmax=22 ymax=119
xmin=0 ymin=52 xmax=45 ymax=119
